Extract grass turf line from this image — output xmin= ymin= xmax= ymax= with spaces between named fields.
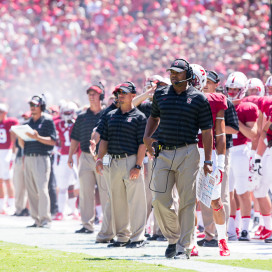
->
xmin=0 ymin=241 xmax=195 ymax=272
xmin=200 ymin=259 xmax=272 ymax=271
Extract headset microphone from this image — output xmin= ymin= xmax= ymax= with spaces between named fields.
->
xmin=174 ymin=77 xmax=192 ymax=85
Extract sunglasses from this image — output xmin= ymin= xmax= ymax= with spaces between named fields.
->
xmin=29 ymin=102 xmax=40 ymax=108
xmin=117 ymin=90 xmax=129 ymax=95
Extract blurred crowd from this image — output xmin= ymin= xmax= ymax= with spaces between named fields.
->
xmin=0 ymin=0 xmax=271 ymax=116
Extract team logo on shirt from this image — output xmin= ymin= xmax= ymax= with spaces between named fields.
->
xmin=38 ymin=124 xmax=42 ymax=129
xmin=187 ymin=98 xmax=192 ymax=104
xmin=127 ymin=117 xmax=132 ymax=122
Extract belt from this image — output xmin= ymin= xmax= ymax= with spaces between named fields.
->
xmin=26 ymin=153 xmax=47 ymax=157
xmin=111 ymin=153 xmax=129 ymax=159
xmin=161 ymin=143 xmax=187 ymax=150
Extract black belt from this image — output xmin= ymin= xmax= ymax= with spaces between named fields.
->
xmin=111 ymin=153 xmax=129 ymax=159
xmin=26 ymin=153 xmax=48 ymax=157
xmin=161 ymin=143 xmax=187 ymax=150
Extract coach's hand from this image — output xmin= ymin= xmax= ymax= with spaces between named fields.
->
xmin=96 ymin=159 xmax=104 ymax=175
xmin=203 ymin=163 xmax=213 ymax=176
xmin=129 ymin=168 xmax=140 ymax=180
xmin=67 ymin=156 xmax=73 ymax=169
xmin=143 ymin=137 xmax=156 ymax=157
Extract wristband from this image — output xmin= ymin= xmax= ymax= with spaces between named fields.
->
xmin=204 ymin=160 xmax=213 ymax=165
xmin=96 ymin=158 xmax=102 ymax=163
xmin=134 ymin=164 xmax=142 ymax=170
xmin=217 ymin=154 xmax=225 ymax=171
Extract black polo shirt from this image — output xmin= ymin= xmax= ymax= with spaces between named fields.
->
xmin=71 ymin=108 xmax=105 ymax=153
xmin=96 ymin=103 xmax=117 ymax=135
xmin=225 ymin=98 xmax=239 ymax=149
xmin=24 ymin=115 xmax=57 ymax=156
xmin=101 ymin=107 xmax=146 ymax=155
xmin=151 ymin=85 xmax=213 ymax=146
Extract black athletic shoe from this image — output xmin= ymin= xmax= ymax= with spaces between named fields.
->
xmin=197 ymin=238 xmax=207 ymax=247
xmin=238 ymin=230 xmax=250 ymax=241
xmin=18 ymin=208 xmax=30 ymax=217
xmin=107 ymin=241 xmax=130 ymax=247
xmin=203 ymin=239 xmax=218 ymax=247
xmin=75 ymin=227 xmax=93 ymax=234
xmin=174 ymin=251 xmax=190 ymax=260
xmin=95 ymin=239 xmax=115 ymax=244
xmin=165 ymin=244 xmax=176 ymax=258
xmin=27 ymin=223 xmax=38 ymax=228
xmin=147 ymin=234 xmax=160 ymax=241
xmin=265 ymin=233 xmax=272 ymax=243
xmin=126 ymin=240 xmax=148 ymax=248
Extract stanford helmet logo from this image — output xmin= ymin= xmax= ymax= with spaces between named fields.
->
xmin=187 ymin=98 xmax=192 ymax=104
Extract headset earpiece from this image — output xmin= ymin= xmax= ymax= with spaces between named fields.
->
xmin=124 ymin=81 xmax=137 ymax=94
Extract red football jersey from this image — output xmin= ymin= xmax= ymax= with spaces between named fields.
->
xmin=233 ymin=102 xmax=258 ymax=146
xmin=198 ymin=93 xmax=228 ymax=149
xmin=55 ymin=120 xmax=74 ymax=155
xmin=258 ymin=96 xmax=272 ymax=118
xmin=242 ymin=95 xmax=261 ymax=106
xmin=267 ymin=105 xmax=272 ymax=142
xmin=0 ymin=117 xmax=19 ymax=149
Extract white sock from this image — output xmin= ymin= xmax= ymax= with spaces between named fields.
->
xmin=68 ymin=197 xmax=77 ymax=214
xmin=0 ymin=198 xmax=5 ymax=211
xmin=260 ymin=214 xmax=264 ymax=226
xmin=216 ymin=223 xmax=227 ymax=241
xmin=254 ymin=210 xmax=261 ymax=218
xmin=241 ymin=217 xmax=251 ymax=231
xmin=262 ymin=214 xmax=272 ymax=230
xmin=58 ymin=189 xmax=67 ymax=214
xmin=228 ymin=216 xmax=236 ymax=234
xmin=7 ymin=198 xmax=15 ymax=208
xmin=196 ymin=210 xmax=204 ymax=228
xmin=235 ymin=209 xmax=241 ymax=229
xmin=96 ymin=205 xmax=103 ymax=220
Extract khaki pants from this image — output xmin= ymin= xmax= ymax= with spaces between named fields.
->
xmin=96 ymin=165 xmax=114 ymax=242
xmin=78 ymin=152 xmax=109 ymax=232
xmin=110 ymin=154 xmax=147 ymax=243
xmin=13 ymin=157 xmax=27 ymax=214
xmin=152 ymin=144 xmax=199 ymax=253
xmin=24 ymin=156 xmax=51 ymax=226
xmin=200 ymin=149 xmax=230 ymax=239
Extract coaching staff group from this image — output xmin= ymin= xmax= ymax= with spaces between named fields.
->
xmin=144 ymin=59 xmax=213 ymax=259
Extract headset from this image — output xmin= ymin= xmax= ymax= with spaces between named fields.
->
xmin=173 ymin=59 xmax=195 ymax=85
xmin=207 ymin=70 xmax=220 ymax=83
xmin=86 ymin=82 xmax=105 ymax=100
xmin=124 ymin=81 xmax=137 ymax=94
xmin=31 ymin=94 xmax=46 ymax=111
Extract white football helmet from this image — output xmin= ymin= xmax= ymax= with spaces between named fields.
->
xmin=191 ymin=64 xmax=207 ymax=91
xmin=246 ymin=78 xmax=265 ymax=97
xmin=265 ymin=75 xmax=272 ymax=96
xmin=61 ymin=101 xmax=78 ymax=123
xmin=225 ymin=71 xmax=247 ymax=100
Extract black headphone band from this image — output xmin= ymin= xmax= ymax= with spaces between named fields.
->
xmin=124 ymin=81 xmax=136 ymax=93
xmin=31 ymin=94 xmax=46 ymax=111
xmin=177 ymin=59 xmax=193 ymax=80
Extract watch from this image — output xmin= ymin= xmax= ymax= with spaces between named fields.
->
xmin=134 ymin=164 xmax=142 ymax=170
xmin=204 ymin=160 xmax=213 ymax=166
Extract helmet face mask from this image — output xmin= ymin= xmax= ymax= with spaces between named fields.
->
xmin=225 ymin=72 xmax=247 ymax=101
xmin=60 ymin=102 xmax=78 ymax=123
xmin=246 ymin=78 xmax=264 ymax=97
xmin=191 ymin=64 xmax=207 ymax=91
xmin=265 ymin=76 xmax=272 ymax=96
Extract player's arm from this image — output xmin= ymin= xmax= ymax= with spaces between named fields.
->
xmin=256 ymin=119 xmax=271 ymax=157
xmin=68 ymin=139 xmax=80 ymax=168
xmin=202 ymin=128 xmax=213 ymax=175
xmin=215 ymin=110 xmax=226 ymax=156
xmin=132 ymin=84 xmax=156 ymax=107
xmin=239 ymin=120 xmax=258 ymax=142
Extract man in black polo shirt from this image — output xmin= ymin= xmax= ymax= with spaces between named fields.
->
xmin=198 ymin=71 xmax=239 ymax=246
xmin=96 ymin=81 xmax=147 ymax=248
xmin=144 ymin=59 xmax=214 ymax=259
xmin=18 ymin=95 xmax=56 ymax=228
xmin=68 ymin=83 xmax=109 ymax=234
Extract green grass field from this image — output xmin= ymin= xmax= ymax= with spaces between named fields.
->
xmin=201 ymin=259 xmax=272 ymax=271
xmin=0 ymin=241 xmax=194 ymax=272
xmin=1 ymin=241 xmax=272 ymax=272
